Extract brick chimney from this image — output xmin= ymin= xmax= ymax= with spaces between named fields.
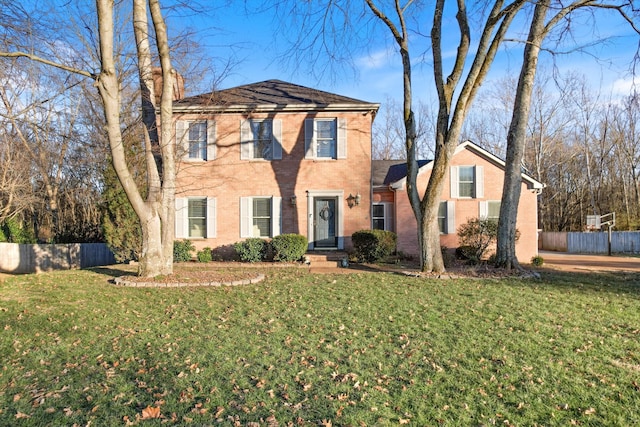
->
xmin=152 ymin=67 xmax=185 ymax=104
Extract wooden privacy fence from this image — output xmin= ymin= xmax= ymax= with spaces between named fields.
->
xmin=0 ymin=243 xmax=116 ymax=274
xmin=540 ymin=231 xmax=640 ymax=254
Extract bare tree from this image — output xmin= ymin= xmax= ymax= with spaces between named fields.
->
xmin=0 ymin=0 xmax=177 ymax=276
xmin=495 ymin=0 xmax=640 ymax=269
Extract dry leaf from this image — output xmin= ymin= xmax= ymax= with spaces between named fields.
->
xmin=399 ymin=419 xmax=410 ymax=424
xmin=141 ymin=405 xmax=161 ymax=419
xmin=584 ymin=408 xmax=596 ymax=415
xmin=15 ymin=412 xmax=30 ymax=419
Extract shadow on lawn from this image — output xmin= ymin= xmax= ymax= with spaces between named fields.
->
xmin=88 ymin=266 xmax=135 ymax=278
xmin=529 ymin=269 xmax=640 ymax=297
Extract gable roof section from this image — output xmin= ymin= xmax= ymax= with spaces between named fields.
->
xmin=174 ymin=79 xmax=380 ymax=114
xmin=376 ymin=140 xmax=544 ymax=191
xmin=372 ymin=159 xmax=432 ymax=187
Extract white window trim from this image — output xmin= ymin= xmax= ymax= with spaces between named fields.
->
xmin=450 ymin=165 xmax=484 ymax=199
xmin=479 ymin=200 xmax=501 ymax=221
xmin=438 ymin=201 xmax=456 ymax=235
xmin=304 ymin=118 xmax=347 ymax=160
xmin=239 ymin=196 xmax=282 ymax=238
xmin=175 ymin=197 xmax=216 ymax=239
xmin=176 ymin=120 xmax=216 ymax=161
xmin=372 ymin=202 xmax=394 ymax=231
xmin=240 ymin=119 xmax=282 ymax=160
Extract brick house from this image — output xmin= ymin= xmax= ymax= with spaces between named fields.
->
xmin=372 ymin=141 xmax=544 ymax=261
xmin=171 ymin=79 xmax=379 ymax=254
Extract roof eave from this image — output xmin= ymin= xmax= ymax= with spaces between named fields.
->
xmin=172 ymin=102 xmax=380 ymax=114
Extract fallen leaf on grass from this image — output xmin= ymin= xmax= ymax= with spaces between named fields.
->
xmin=584 ymin=408 xmax=596 ymax=415
xmin=15 ymin=412 xmax=30 ymax=419
xmin=141 ymin=405 xmax=161 ymax=419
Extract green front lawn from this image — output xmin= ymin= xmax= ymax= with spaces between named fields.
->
xmin=1 ymin=266 xmax=639 ymax=425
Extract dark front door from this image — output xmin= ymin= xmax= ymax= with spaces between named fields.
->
xmin=314 ymin=198 xmax=337 ymax=248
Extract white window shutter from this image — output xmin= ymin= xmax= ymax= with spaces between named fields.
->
xmin=475 ymin=165 xmax=484 ymax=199
xmin=446 ymin=201 xmax=456 ymax=235
xmin=450 ymin=166 xmax=459 ymax=198
xmin=272 ymin=196 xmax=282 ymax=237
xmin=206 ymin=197 xmax=216 ymax=238
xmin=240 ymin=197 xmax=252 ymax=238
xmin=175 ymin=197 xmax=188 ymax=238
xmin=176 ymin=121 xmax=189 ymax=160
xmin=271 ymin=119 xmax=282 ymax=160
xmin=385 ymin=203 xmax=394 ymax=232
xmin=304 ymin=119 xmax=315 ymax=159
xmin=337 ymin=118 xmax=347 ymax=159
xmin=240 ymin=120 xmax=252 ymax=160
xmin=479 ymin=201 xmax=488 ymax=219
xmin=206 ymin=120 xmax=216 ymax=161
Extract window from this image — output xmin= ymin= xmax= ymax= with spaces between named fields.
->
xmin=175 ymin=197 xmax=216 ymax=238
xmin=316 ymin=120 xmax=336 ymax=158
xmin=176 ymin=120 xmax=216 ymax=161
xmin=450 ymin=165 xmax=484 ymax=199
xmin=241 ymin=119 xmax=282 ymax=160
xmin=188 ymin=198 xmax=207 ymax=238
xmin=458 ymin=166 xmax=475 ymax=198
xmin=438 ymin=201 xmax=455 ymax=234
xmin=252 ymin=198 xmax=272 ymax=237
xmin=438 ymin=202 xmax=447 ymax=233
xmin=487 ymin=201 xmax=500 ymax=222
xmin=240 ymin=196 xmax=282 ymax=238
xmin=372 ymin=203 xmax=393 ymax=231
xmin=480 ymin=200 xmax=501 ymax=223
xmin=188 ymin=122 xmax=207 ymax=160
xmin=305 ymin=118 xmax=347 ymax=159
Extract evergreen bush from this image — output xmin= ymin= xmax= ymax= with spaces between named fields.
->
xmin=352 ymin=229 xmax=397 ymax=263
xmin=271 ymin=234 xmax=308 ymax=262
xmin=197 ymin=247 xmax=213 ymax=263
xmin=234 ymin=238 xmax=269 ymax=262
xmin=173 ymin=239 xmax=195 ymax=262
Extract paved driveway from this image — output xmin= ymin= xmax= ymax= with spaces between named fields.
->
xmin=540 ymin=250 xmax=640 ymax=273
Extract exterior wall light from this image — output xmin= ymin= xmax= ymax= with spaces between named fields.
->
xmin=290 ymin=195 xmax=297 ymax=206
xmin=347 ymin=193 xmax=361 ymax=208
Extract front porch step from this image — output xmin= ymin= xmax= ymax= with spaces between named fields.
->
xmin=304 ymin=251 xmax=349 ymax=268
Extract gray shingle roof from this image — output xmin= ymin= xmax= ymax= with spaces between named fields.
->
xmin=372 ymin=159 xmax=432 ymax=187
xmin=175 ymin=79 xmax=378 ymax=110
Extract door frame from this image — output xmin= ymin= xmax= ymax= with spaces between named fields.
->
xmin=306 ymin=190 xmax=344 ymax=250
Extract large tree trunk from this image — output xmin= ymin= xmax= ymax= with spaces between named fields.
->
xmin=496 ymin=0 xmax=549 ymax=269
xmin=97 ymin=0 xmax=174 ymax=277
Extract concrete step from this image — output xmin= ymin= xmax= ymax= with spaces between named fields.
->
xmin=303 ymin=251 xmax=349 ymax=268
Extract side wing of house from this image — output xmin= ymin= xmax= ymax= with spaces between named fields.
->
xmin=171 ymin=81 xmax=379 ymax=255
xmin=391 ymin=142 xmax=542 ymax=262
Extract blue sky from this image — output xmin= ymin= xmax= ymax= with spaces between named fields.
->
xmin=166 ymin=2 xmax=639 ymax=106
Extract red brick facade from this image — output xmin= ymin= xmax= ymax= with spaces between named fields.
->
xmin=374 ymin=142 xmax=543 ymax=262
xmin=172 ymin=81 xmax=378 ymax=253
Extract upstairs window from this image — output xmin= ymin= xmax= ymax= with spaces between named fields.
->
xmin=241 ymin=119 xmax=282 ymax=160
xmin=176 ymin=120 xmax=216 ymax=161
xmin=305 ymin=118 xmax=347 ymax=160
xmin=450 ymin=165 xmax=484 ymax=199
xmin=458 ymin=166 xmax=475 ymax=198
xmin=188 ymin=122 xmax=207 ymax=160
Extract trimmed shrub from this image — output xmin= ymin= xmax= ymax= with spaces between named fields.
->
xmin=352 ymin=229 xmax=397 ymax=263
xmin=173 ymin=239 xmax=195 ymax=262
xmin=234 ymin=238 xmax=269 ymax=263
xmin=457 ymin=218 xmax=499 ymax=263
xmin=197 ymin=247 xmax=213 ymax=263
xmin=271 ymin=234 xmax=308 ymax=262
xmin=531 ymin=256 xmax=544 ymax=267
